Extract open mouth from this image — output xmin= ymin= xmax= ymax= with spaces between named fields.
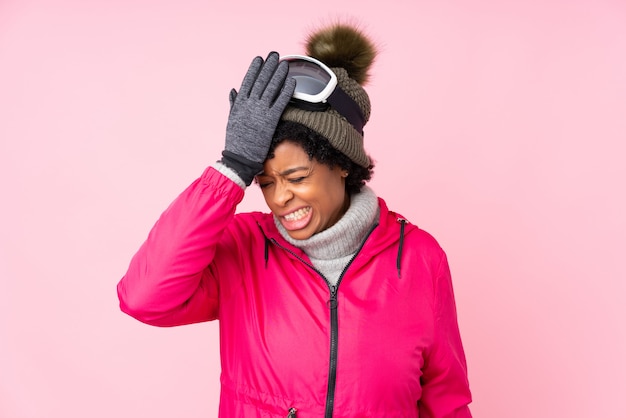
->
xmin=280 ymin=206 xmax=313 ymax=232
xmin=283 ymin=207 xmax=311 ymax=222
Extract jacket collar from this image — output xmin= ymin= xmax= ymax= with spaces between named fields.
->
xmin=253 ymin=197 xmax=417 ymax=259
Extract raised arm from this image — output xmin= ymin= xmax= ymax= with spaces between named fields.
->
xmin=117 ymin=52 xmax=295 ymax=327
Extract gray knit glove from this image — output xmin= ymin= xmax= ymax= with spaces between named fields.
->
xmin=220 ymin=52 xmax=295 ymax=186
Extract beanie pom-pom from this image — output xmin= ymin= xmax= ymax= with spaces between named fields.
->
xmin=305 ymin=23 xmax=377 ymax=85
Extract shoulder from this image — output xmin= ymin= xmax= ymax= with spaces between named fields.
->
xmin=377 ymin=197 xmax=444 ymax=254
xmin=228 ymin=211 xmax=273 ymax=235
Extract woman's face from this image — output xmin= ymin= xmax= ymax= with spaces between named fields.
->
xmin=257 ymin=141 xmax=349 ymax=240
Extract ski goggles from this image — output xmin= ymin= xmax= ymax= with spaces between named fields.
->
xmin=281 ymin=55 xmax=365 ymax=135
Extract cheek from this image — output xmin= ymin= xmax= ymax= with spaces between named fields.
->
xmin=319 ymin=179 xmax=345 ymax=212
xmin=328 ymin=177 xmax=346 ymax=200
xmin=260 ymin=189 xmax=275 ymax=209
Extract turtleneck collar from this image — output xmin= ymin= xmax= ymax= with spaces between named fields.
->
xmin=274 ymin=186 xmax=379 ymax=261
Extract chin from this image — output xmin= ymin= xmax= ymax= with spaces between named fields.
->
xmin=288 ymin=232 xmax=311 ymax=240
xmin=287 ymin=228 xmax=316 ymax=240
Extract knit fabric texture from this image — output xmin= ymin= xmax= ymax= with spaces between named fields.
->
xmin=281 ymin=67 xmax=371 ymax=168
xmin=274 ymin=186 xmax=379 ymax=285
xmin=213 ymin=161 xmax=246 ymax=190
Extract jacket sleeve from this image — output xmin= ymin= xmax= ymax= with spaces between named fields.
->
xmin=418 ymin=251 xmax=473 ymax=417
xmin=116 ymin=165 xmax=245 ymax=327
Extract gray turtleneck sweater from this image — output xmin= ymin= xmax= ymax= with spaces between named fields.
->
xmin=275 ymin=186 xmax=379 ymax=285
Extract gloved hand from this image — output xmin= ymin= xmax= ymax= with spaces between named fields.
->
xmin=220 ymin=52 xmax=296 ymax=186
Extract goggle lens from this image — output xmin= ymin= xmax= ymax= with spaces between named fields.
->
xmin=287 ymin=61 xmax=332 ymax=95
xmin=280 ymin=54 xmax=365 ymax=135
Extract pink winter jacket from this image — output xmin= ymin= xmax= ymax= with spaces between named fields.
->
xmin=117 ymin=166 xmax=472 ymax=417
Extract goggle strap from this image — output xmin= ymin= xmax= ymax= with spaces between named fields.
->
xmin=288 ymin=87 xmax=365 ymax=135
xmin=326 ymin=86 xmax=365 ymax=135
xmin=288 ymin=99 xmax=330 ymax=112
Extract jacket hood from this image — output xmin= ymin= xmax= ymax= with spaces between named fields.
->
xmin=252 ymin=197 xmax=419 ymax=277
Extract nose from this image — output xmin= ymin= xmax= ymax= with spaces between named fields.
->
xmin=273 ymin=180 xmax=293 ymax=207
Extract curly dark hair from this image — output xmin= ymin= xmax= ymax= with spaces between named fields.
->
xmin=265 ymin=121 xmax=374 ymax=195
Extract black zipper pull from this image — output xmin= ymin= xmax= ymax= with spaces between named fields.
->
xmin=287 ymin=407 xmax=297 ymax=417
xmin=328 ymin=285 xmax=338 ymax=310
xmin=396 ymin=217 xmax=407 ymax=279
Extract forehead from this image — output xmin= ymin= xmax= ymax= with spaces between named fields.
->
xmin=263 ymin=141 xmax=313 ymax=172
xmin=272 ymin=141 xmax=310 ymax=160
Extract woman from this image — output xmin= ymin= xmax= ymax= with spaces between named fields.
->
xmin=118 ymin=24 xmax=472 ymax=417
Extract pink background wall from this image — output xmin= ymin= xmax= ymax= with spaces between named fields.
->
xmin=1 ymin=0 xmax=625 ymax=416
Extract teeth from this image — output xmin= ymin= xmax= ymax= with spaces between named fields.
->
xmin=284 ymin=207 xmax=311 ymax=221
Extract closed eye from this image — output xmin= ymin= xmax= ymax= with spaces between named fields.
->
xmin=288 ymin=177 xmax=306 ymax=184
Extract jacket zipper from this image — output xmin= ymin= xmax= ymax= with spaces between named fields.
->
xmin=325 ymin=284 xmax=339 ymax=418
xmin=270 ymin=222 xmax=378 ymax=418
